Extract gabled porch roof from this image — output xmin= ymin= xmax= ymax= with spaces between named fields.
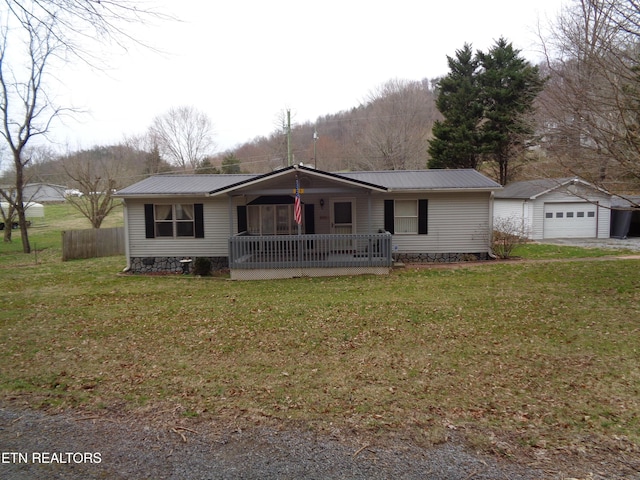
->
xmin=207 ymin=165 xmax=388 ymax=197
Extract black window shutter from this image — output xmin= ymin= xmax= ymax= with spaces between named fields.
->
xmin=237 ymin=206 xmax=247 ymax=233
xmin=418 ymin=199 xmax=428 ymax=235
xmin=144 ymin=204 xmax=155 ymax=238
xmin=304 ymin=204 xmax=315 ymax=234
xmin=384 ymin=200 xmax=395 ymax=234
xmin=194 ymin=203 xmax=204 ymax=238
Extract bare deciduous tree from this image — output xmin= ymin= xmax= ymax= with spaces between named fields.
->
xmin=123 ymin=133 xmax=173 ymax=175
xmin=355 ymin=79 xmax=437 ymax=171
xmin=3 ymin=0 xmax=169 ymax=62
xmin=0 ymin=10 xmax=67 ymax=253
xmin=1 ymin=1 xmax=168 ymax=253
xmin=62 ymin=147 xmax=124 ymax=228
xmin=537 ymin=0 xmax=640 ymax=198
xmin=149 ymin=106 xmax=216 ymax=171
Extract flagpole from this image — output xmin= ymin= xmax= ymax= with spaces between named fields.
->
xmin=295 ymin=174 xmax=302 ymax=235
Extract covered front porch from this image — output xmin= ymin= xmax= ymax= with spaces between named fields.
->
xmin=228 ymin=232 xmax=393 ymax=280
xmin=212 ymin=165 xmax=392 ymax=279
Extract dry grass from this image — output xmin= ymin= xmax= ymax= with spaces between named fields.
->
xmin=0 ymin=204 xmax=638 ymax=472
xmin=1 ymin=254 xmax=638 ymax=459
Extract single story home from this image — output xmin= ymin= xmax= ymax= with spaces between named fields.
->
xmin=114 ymin=165 xmax=502 ymax=279
xmin=23 ymin=183 xmax=67 ymax=202
xmin=493 ymin=177 xmax=611 ymax=240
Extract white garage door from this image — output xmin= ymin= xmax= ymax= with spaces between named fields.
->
xmin=543 ymin=203 xmax=597 ymax=238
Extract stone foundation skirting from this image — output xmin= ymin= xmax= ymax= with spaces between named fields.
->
xmin=395 ymin=252 xmax=489 ymax=264
xmin=129 ymin=253 xmax=487 ymax=274
xmin=129 ymin=256 xmax=229 ymax=274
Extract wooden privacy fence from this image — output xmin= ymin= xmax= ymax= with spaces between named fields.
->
xmin=62 ymin=227 xmax=125 ymax=261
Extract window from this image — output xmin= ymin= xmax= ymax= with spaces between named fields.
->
xmin=384 ymin=199 xmax=427 ymax=235
xmin=567 ymin=212 xmax=574 ymax=218
xmin=545 ymin=212 xmax=553 ymax=218
xmin=556 ymin=212 xmax=564 ymax=218
xmin=577 ymin=212 xmax=585 ymax=218
xmin=144 ymin=203 xmax=203 ymax=239
xmin=247 ymin=204 xmax=300 ymax=235
xmin=587 ymin=211 xmax=595 ymax=218
xmin=154 ymin=204 xmax=195 ymax=237
xmin=394 ymin=200 xmax=418 ymax=234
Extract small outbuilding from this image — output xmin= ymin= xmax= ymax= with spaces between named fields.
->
xmin=610 ymin=195 xmax=640 ymax=238
xmin=493 ymin=177 xmax=611 ymax=240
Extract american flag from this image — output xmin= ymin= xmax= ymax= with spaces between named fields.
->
xmin=294 ymin=176 xmax=302 ymax=225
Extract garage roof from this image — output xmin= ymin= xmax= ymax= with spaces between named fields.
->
xmin=495 ymin=177 xmax=608 ymax=200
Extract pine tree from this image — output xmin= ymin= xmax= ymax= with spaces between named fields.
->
xmin=428 ymin=44 xmax=484 ymax=169
xmin=477 ymin=38 xmax=545 ymax=185
xmin=221 ymin=154 xmax=241 ymax=174
xmin=428 ymin=39 xmax=545 ymax=184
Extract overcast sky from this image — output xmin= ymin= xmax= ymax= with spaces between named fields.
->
xmin=48 ymin=0 xmax=565 ymax=153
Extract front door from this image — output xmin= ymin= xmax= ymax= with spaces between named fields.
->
xmin=331 ymin=198 xmax=355 ymax=234
xmin=330 ymin=199 xmax=355 ymax=253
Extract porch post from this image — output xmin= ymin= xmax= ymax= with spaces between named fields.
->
xmin=228 ymin=194 xmax=233 ymax=235
xmin=368 ymin=191 xmax=372 ymax=233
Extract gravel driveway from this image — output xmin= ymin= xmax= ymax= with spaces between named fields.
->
xmin=537 ymin=236 xmax=640 ymax=251
xmin=0 ymin=406 xmax=552 ymax=480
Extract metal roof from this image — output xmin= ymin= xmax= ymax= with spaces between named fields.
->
xmin=206 ymin=165 xmax=388 ymax=196
xmin=611 ymin=195 xmax=640 ymax=209
xmin=340 ymin=169 xmax=501 ymax=191
xmin=494 ymin=178 xmax=586 ymax=199
xmin=115 ymin=174 xmax=255 ymax=197
xmin=115 ymin=168 xmax=501 ymax=197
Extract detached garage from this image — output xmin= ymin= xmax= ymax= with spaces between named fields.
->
xmin=494 ymin=178 xmax=611 ymax=240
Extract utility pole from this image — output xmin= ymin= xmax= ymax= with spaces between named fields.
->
xmin=313 ymin=128 xmax=318 ymax=168
xmin=287 ymin=109 xmax=292 ymax=167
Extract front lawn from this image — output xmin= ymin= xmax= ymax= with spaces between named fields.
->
xmin=0 ymin=203 xmax=638 ymax=467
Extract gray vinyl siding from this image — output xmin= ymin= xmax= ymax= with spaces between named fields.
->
xmin=494 ymin=199 xmax=525 ymax=221
xmin=530 ymin=189 xmax=610 ymax=240
xmin=371 ymin=192 xmax=492 ymax=253
xmin=125 ymin=191 xmax=494 ymax=258
xmin=126 ymin=198 xmax=231 ymax=257
xmin=494 ymin=199 xmax=533 ymax=237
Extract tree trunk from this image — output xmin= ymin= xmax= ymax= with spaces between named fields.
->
xmin=14 ymin=153 xmax=31 ymax=254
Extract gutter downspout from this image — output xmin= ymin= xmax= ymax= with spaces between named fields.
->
xmin=122 ymin=201 xmax=131 ymax=272
xmin=488 ymin=191 xmax=496 ymax=258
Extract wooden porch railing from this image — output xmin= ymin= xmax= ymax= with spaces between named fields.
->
xmin=229 ymin=232 xmax=392 ymax=270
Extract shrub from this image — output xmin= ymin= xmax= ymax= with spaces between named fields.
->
xmin=492 ymin=216 xmax=528 ymax=259
xmin=192 ymin=257 xmax=212 ymax=276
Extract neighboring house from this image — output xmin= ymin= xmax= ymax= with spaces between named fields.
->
xmin=114 ymin=165 xmax=502 ymax=279
xmin=23 ymin=183 xmax=67 ymax=202
xmin=494 ymin=177 xmax=611 ymax=240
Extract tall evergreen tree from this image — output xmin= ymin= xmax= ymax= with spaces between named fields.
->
xmin=428 ymin=39 xmax=545 ymax=184
xmin=428 ymin=44 xmax=484 ymax=169
xmin=477 ymin=38 xmax=545 ymax=185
